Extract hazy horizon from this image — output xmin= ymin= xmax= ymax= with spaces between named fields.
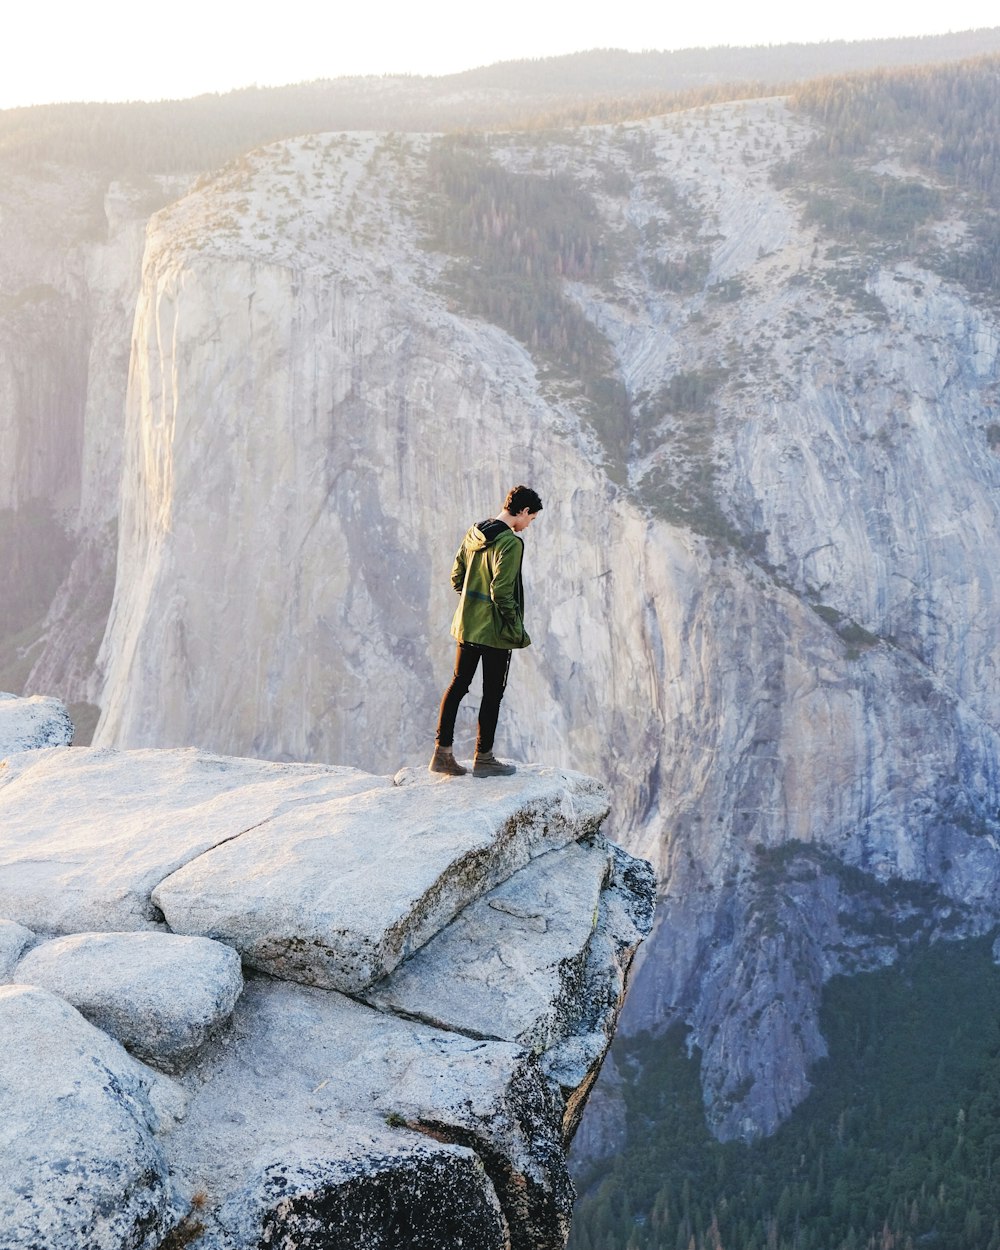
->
xmin=4 ymin=1 xmax=1000 ymax=111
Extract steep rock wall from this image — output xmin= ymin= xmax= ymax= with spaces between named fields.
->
xmin=0 ymin=172 xmax=187 ymax=711
xmin=91 ymin=112 xmax=1000 ymax=1142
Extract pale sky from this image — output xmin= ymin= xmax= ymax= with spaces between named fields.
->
xmin=3 ymin=0 xmax=999 ymax=110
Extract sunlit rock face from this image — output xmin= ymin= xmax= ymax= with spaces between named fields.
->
xmin=11 ymin=98 xmax=1000 ymax=1141
xmin=0 ymin=174 xmax=187 ymax=707
xmin=92 ymin=139 xmax=634 ymax=781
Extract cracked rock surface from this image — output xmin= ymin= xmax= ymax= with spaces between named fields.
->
xmin=0 ymin=984 xmax=188 ymax=1250
xmin=0 ymin=702 xmax=654 ymax=1250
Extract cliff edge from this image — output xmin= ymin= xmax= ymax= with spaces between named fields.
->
xmin=0 ymin=694 xmax=654 ymax=1250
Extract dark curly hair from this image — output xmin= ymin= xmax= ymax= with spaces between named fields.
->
xmin=504 ymin=485 xmax=543 ymax=514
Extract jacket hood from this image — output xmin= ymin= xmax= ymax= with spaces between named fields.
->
xmin=465 ymin=518 xmax=512 ymax=551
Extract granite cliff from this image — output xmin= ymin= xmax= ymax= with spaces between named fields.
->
xmin=4 ymin=83 xmax=1000 ymax=1145
xmin=0 ymin=693 xmax=654 ymax=1249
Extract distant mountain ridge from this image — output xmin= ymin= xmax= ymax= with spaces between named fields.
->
xmin=449 ymin=29 xmax=1000 ymax=92
xmin=3 ymin=28 xmax=1000 ymax=176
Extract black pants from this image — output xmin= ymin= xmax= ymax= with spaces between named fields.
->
xmin=435 ymin=642 xmax=512 ymax=754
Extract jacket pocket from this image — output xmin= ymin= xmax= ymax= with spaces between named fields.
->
xmin=495 ymin=607 xmax=529 ymax=648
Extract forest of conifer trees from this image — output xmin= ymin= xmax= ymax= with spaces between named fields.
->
xmin=570 ymin=941 xmax=1000 ymax=1250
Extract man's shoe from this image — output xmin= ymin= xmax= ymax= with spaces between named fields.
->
xmin=473 ymin=751 xmax=516 ymax=777
xmin=429 ymin=746 xmax=467 ymax=776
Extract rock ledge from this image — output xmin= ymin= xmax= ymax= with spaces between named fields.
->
xmin=0 ymin=695 xmax=654 ymax=1250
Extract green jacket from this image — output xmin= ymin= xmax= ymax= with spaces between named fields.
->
xmin=450 ymin=519 xmax=531 ymax=650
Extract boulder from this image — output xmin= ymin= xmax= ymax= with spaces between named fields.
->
xmin=0 ymin=917 xmax=34 ymax=979
xmin=0 ymin=983 xmax=188 ymax=1250
xmin=167 ymin=976 xmax=574 ymax=1250
xmin=15 ymin=930 xmax=244 ymax=1072
xmin=366 ymin=838 xmax=612 ymax=1045
xmin=200 ymin=1135 xmax=507 ymax=1250
xmin=153 ymin=765 xmax=609 ymax=992
xmin=0 ymin=691 xmax=74 ymax=755
xmin=367 ymin=837 xmax=656 ymax=1139
xmin=0 ymin=745 xmax=389 ymax=932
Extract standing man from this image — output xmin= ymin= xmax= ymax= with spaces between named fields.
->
xmin=430 ymin=485 xmax=543 ymax=777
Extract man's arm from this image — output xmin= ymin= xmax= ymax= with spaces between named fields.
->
xmin=489 ymin=538 xmax=523 ymax=631
xmin=451 ymin=546 xmax=467 ymax=593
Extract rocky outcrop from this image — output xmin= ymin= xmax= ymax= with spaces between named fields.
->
xmin=0 ymin=709 xmax=653 ymax=1250
xmin=0 ymin=742 xmax=389 ymax=932
xmin=174 ymin=979 xmax=575 ymax=1250
xmin=0 ymin=690 xmax=74 ymax=753
xmin=367 ymin=834 xmax=654 ymax=1139
xmin=152 ymin=767 xmax=609 ymax=992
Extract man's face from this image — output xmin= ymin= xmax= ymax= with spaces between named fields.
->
xmin=510 ymin=508 xmax=538 ymax=533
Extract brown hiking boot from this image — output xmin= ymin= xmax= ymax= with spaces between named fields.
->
xmin=472 ymin=751 xmax=516 ymax=777
xmin=429 ymin=746 xmax=467 ymax=776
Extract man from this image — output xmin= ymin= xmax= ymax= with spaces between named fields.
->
xmin=429 ymin=484 xmax=543 ymax=777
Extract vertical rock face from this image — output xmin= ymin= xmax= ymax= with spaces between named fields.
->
xmin=722 ymin=266 xmax=1000 ymax=728
xmin=95 ymin=214 xmax=598 ymax=770
xmin=0 ymin=167 xmax=94 ymax=514
xmin=0 ymin=173 xmax=188 ymax=715
xmin=7 ymin=99 xmax=1000 ymax=1140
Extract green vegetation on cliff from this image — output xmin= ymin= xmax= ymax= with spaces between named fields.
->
xmin=791 ymin=57 xmax=1000 ymax=196
xmin=423 ymin=135 xmax=631 ymax=477
xmin=782 ymin=55 xmax=1000 ymax=299
xmin=570 ymin=937 xmax=1000 ymax=1250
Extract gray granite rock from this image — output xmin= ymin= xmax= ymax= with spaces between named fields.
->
xmin=0 ymin=741 xmax=643 ymax=1249
xmin=0 ymin=917 xmax=34 ymax=980
xmin=368 ymin=836 xmax=655 ymax=1140
xmin=166 ymin=976 xmax=574 ymax=1250
xmin=367 ymin=838 xmax=612 ymax=1045
xmin=0 ymin=691 xmax=74 ymax=755
xmin=542 ymin=844 xmax=657 ymax=1138
xmin=198 ymin=1135 xmax=507 ymax=1250
xmin=0 ymin=983 xmax=188 ymax=1250
xmin=153 ymin=765 xmax=609 ymax=992
xmin=15 ymin=930 xmax=244 ymax=1071
xmin=0 ymin=745 xmax=389 ymax=932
